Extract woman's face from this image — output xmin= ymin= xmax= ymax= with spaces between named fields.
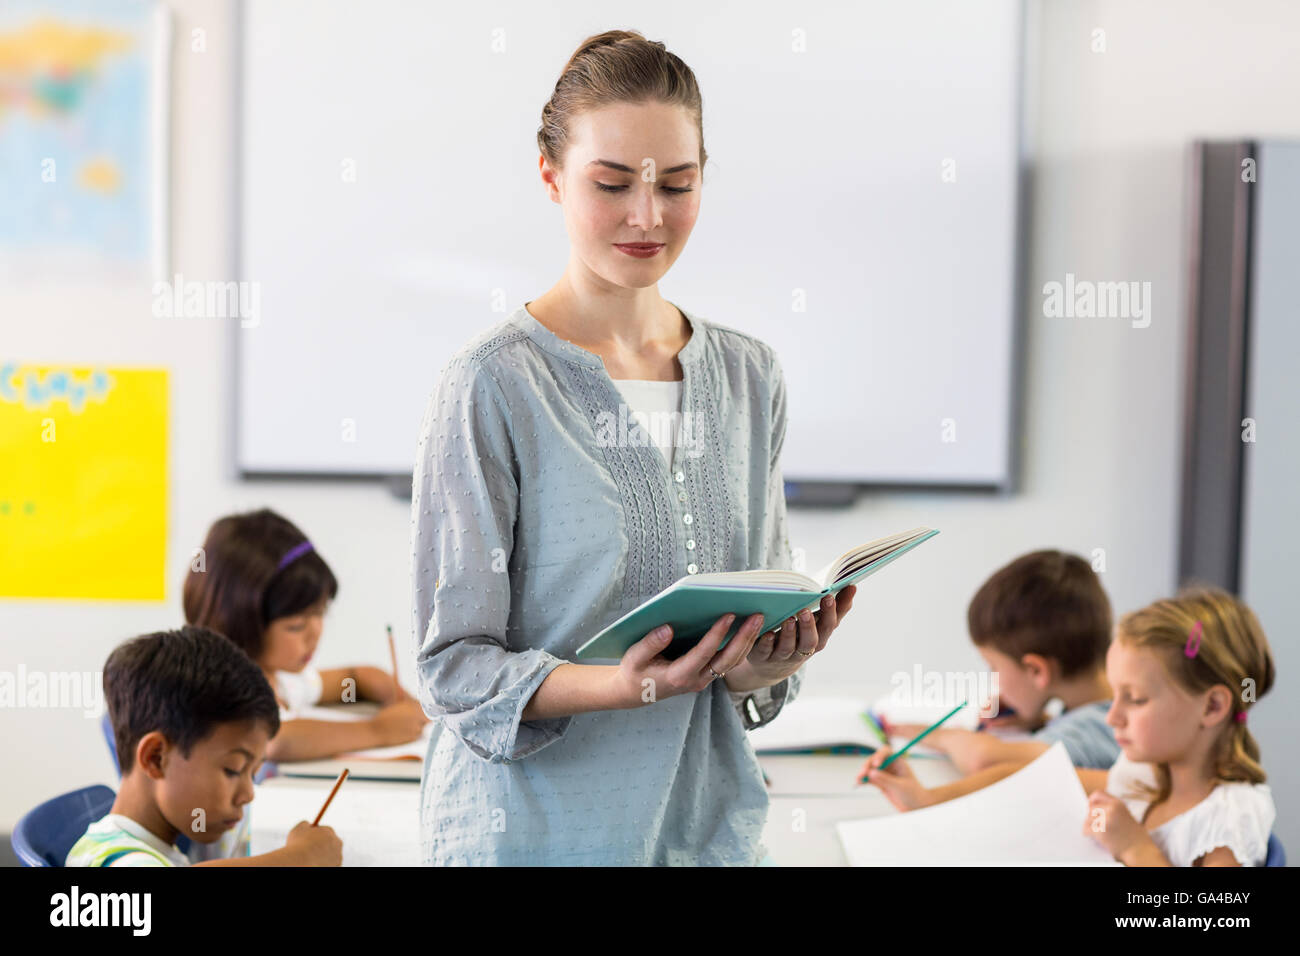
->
xmin=542 ymin=100 xmax=702 ymax=290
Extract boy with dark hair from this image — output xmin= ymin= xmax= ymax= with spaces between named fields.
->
xmin=66 ymin=626 xmax=341 ymax=866
xmin=862 ymin=550 xmax=1119 ymax=810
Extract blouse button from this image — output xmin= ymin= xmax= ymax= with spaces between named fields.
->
xmin=687 ymin=563 xmax=698 ymax=574
xmin=677 ymin=491 xmax=687 ymax=502
xmin=686 ymin=539 xmax=696 ymax=550
xmin=683 ymin=513 xmax=693 ymax=525
xmin=674 ymin=471 xmax=685 ymax=483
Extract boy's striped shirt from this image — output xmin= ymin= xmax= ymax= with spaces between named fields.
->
xmin=65 ymin=813 xmax=190 ymax=867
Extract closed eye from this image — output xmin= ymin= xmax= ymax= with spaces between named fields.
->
xmin=595 ymin=183 xmax=692 ymax=194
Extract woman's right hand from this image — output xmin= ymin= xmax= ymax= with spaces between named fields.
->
xmin=611 ymin=612 xmax=766 ymax=707
xmin=371 ymin=697 xmax=429 ymax=745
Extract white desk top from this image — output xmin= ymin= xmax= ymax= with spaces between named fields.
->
xmin=250 ymin=751 xmax=961 ymax=866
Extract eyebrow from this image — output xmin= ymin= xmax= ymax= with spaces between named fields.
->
xmin=227 ymin=748 xmax=255 ymax=759
xmin=586 ymin=159 xmax=699 ymax=175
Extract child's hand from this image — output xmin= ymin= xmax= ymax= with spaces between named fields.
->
xmin=285 ymin=820 xmax=343 ymax=866
xmin=978 ymin=708 xmax=1045 ymax=732
xmin=857 ymin=748 xmax=935 ymax=812
xmin=881 ymin=720 xmax=929 ymax=740
xmin=1082 ymin=791 xmax=1149 ymax=863
xmin=372 ymin=697 xmax=429 ymax=746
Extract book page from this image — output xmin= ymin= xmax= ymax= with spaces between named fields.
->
xmin=817 ymin=527 xmax=934 ymax=587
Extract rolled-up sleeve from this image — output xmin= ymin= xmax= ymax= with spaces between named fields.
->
xmin=411 ymin=354 xmax=571 ymax=763
xmin=731 ymin=349 xmax=803 ymax=731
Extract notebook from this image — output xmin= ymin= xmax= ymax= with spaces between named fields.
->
xmin=749 ymin=695 xmax=944 ymax=757
xmin=575 ymin=527 xmax=939 ymax=660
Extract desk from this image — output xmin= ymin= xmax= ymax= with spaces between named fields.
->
xmin=759 ymin=753 xmax=961 ymax=866
xmin=251 ymin=775 xmax=421 ymax=866
xmin=250 ymin=752 xmax=962 ymax=866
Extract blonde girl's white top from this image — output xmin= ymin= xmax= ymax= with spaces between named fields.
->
xmin=1105 ymin=751 xmax=1276 ymax=866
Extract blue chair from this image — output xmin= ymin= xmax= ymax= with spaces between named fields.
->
xmin=12 ymin=785 xmax=115 ymax=867
xmin=1265 ymin=833 xmax=1286 ymax=867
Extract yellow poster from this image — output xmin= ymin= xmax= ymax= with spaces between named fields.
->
xmin=0 ymin=364 xmax=167 ymax=600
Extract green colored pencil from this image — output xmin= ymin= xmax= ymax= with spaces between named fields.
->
xmin=858 ymin=701 xmax=967 ymax=783
xmin=860 ymin=709 xmax=889 ymax=746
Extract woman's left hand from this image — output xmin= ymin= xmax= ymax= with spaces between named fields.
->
xmin=723 ymin=585 xmax=857 ymax=694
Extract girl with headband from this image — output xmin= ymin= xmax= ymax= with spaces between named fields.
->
xmin=184 ymin=508 xmax=427 ymax=763
xmin=1082 ymin=585 xmax=1277 ymax=866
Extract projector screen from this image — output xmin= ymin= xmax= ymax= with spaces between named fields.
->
xmin=238 ymin=0 xmax=1024 ymax=486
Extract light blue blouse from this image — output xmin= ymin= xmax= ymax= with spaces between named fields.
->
xmin=409 ymin=302 xmax=802 ymax=865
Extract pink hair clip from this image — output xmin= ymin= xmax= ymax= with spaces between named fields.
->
xmin=1236 ymin=711 xmax=1247 ymax=724
xmin=1184 ymin=621 xmax=1203 ymax=658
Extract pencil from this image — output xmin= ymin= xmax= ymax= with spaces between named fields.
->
xmin=858 ymin=701 xmax=966 ymax=783
xmin=311 ymin=768 xmax=349 ymax=826
xmin=860 ymin=708 xmax=889 ymax=746
xmin=386 ymin=624 xmax=399 ymax=701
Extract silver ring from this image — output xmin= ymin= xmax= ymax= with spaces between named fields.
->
xmin=709 ymin=667 xmax=724 ymax=679
xmin=796 ymin=650 xmax=814 ymax=657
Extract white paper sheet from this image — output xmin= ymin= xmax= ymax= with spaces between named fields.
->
xmin=251 ymin=780 xmax=420 ymax=866
xmin=836 ymin=742 xmax=1121 ymax=865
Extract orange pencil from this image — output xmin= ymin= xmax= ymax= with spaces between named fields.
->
xmin=312 ymin=768 xmax=349 ymax=826
xmin=386 ymin=624 xmax=400 ymax=701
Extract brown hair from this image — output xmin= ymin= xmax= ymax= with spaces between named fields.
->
xmin=967 ymin=550 xmax=1112 ymax=678
xmin=537 ymin=29 xmax=707 ymax=174
xmin=1116 ymin=585 xmax=1274 ymax=806
xmin=105 ymin=626 xmax=280 ymax=773
xmin=182 ymin=509 xmax=338 ymax=660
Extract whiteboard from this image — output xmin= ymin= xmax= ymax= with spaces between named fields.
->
xmin=238 ymin=0 xmax=1023 ymax=485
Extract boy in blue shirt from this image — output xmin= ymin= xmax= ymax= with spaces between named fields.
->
xmin=865 ymin=550 xmax=1118 ymax=806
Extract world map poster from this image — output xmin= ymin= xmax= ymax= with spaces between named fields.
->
xmin=0 ymin=0 xmax=167 ymax=279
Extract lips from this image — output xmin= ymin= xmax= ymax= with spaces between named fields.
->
xmin=614 ymin=242 xmax=665 ymax=258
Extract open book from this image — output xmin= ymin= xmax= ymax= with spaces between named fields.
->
xmin=575 ymin=527 xmax=938 ymax=660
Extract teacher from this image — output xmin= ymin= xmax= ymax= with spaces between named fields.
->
xmin=410 ymin=29 xmax=857 ymax=865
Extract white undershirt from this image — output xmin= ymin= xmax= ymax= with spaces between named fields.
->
xmin=610 ymin=378 xmax=683 ymax=468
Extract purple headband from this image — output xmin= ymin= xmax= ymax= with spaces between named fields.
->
xmin=277 ymin=541 xmax=314 ymax=571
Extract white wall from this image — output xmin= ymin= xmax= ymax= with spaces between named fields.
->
xmin=3 ymin=0 xmax=1299 ymax=834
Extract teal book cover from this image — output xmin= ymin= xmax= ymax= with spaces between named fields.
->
xmin=576 ymin=528 xmax=939 ymax=661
